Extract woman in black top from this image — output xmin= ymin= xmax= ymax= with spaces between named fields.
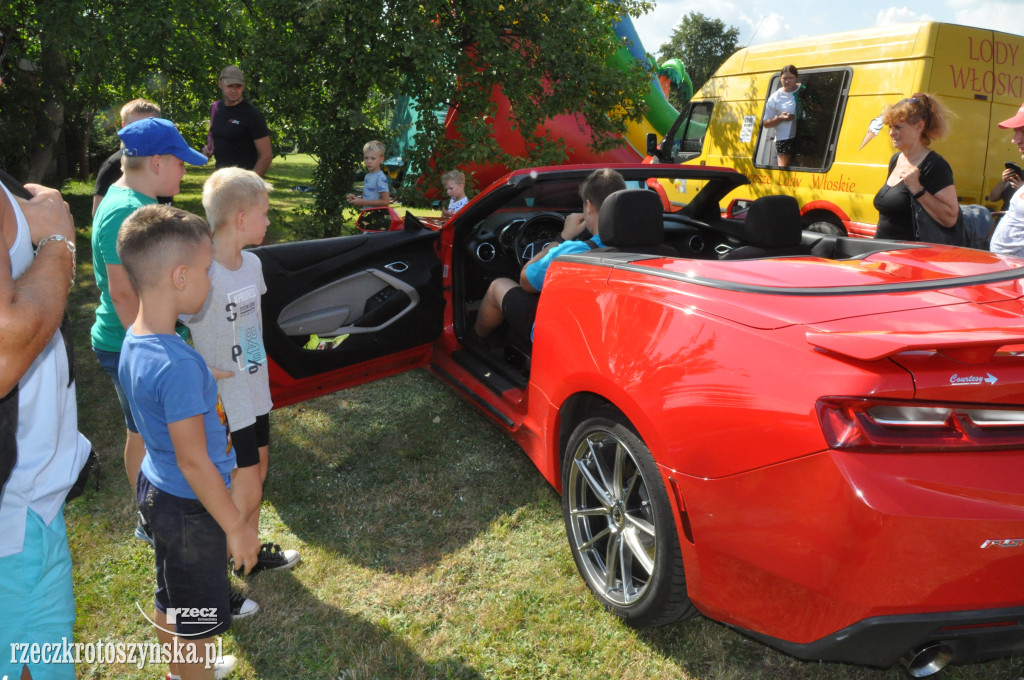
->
xmin=872 ymin=93 xmax=959 ymax=241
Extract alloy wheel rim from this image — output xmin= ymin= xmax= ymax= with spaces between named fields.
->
xmin=567 ymin=429 xmax=656 ymax=606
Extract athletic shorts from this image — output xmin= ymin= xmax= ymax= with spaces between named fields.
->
xmin=230 ymin=413 xmax=270 ymax=469
xmin=137 ymin=473 xmax=231 ymax=637
xmin=0 ymin=508 xmax=76 ymax=680
xmin=502 ymin=287 xmax=540 ymax=345
xmin=93 ymin=348 xmax=138 ymax=433
xmin=775 ymin=137 xmax=796 ymax=156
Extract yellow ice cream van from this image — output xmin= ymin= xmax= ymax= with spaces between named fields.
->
xmin=649 ymin=21 xmax=1024 ymax=237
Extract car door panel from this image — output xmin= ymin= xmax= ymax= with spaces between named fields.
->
xmin=255 ymin=225 xmax=444 ymax=391
xmin=277 ymin=267 xmax=421 ymax=336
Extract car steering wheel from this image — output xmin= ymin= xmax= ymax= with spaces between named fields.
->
xmin=514 ymin=212 xmax=566 ymax=268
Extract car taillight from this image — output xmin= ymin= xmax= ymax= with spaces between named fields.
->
xmin=816 ymin=397 xmax=1024 ymax=452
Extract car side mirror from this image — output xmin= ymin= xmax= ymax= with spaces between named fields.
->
xmin=646 ymin=133 xmax=661 ymax=160
xmin=357 ymin=207 xmax=403 ymax=233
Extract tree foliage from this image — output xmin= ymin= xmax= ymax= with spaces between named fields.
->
xmin=0 ymin=0 xmax=248 ymax=182
xmin=2 ymin=0 xmax=653 ymax=237
xmin=247 ymin=0 xmax=653 ymax=236
xmin=657 ymin=11 xmax=739 ymax=109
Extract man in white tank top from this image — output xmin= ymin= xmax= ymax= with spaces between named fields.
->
xmin=0 ymin=30 xmax=92 ymax=680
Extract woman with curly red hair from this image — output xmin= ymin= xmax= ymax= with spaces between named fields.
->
xmin=872 ymin=93 xmax=960 ymax=241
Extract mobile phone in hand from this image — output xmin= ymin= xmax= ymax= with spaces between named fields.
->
xmin=1005 ymin=161 xmax=1023 ymax=178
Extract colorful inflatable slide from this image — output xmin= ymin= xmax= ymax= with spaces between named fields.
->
xmin=388 ymin=14 xmax=687 ymax=192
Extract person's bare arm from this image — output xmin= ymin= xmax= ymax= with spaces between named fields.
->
xmin=91 ymin=194 xmax=103 ymax=217
xmin=106 ymin=263 xmax=140 ymax=331
xmin=0 ymin=185 xmax=76 ymax=396
xmin=989 ymin=169 xmax=1021 ymax=202
xmin=517 ymin=212 xmax=590 ymax=292
xmin=348 ymin=192 xmax=391 ymax=208
xmin=903 ymin=166 xmax=960 ymax=228
xmin=252 ymin=136 xmax=272 ymax=178
xmin=168 ymin=415 xmax=261 ymax=573
xmin=910 ymin=183 xmax=961 ymax=227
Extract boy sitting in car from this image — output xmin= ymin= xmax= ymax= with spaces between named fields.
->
xmin=473 ymin=168 xmax=626 ymax=344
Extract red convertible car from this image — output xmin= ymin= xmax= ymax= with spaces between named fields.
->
xmin=254 ymin=164 xmax=1024 ymax=676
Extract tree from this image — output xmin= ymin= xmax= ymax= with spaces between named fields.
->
xmin=1 ymin=0 xmax=247 ymax=183
xmin=657 ymin=12 xmax=739 ymax=109
xmin=3 ymin=0 xmax=654 ymax=238
xmin=247 ymin=0 xmax=654 ymax=237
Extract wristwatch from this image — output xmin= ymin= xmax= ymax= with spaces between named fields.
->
xmin=911 ymin=188 xmax=927 ymax=200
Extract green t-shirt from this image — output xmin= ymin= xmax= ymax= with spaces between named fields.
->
xmin=90 ymin=185 xmax=157 ymax=352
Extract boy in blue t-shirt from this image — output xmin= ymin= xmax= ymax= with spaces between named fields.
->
xmin=117 ymin=204 xmax=260 ymax=680
xmin=345 ymin=139 xmax=390 ymax=208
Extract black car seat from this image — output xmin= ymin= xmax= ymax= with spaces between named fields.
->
xmin=721 ymin=194 xmax=812 ymax=259
xmin=596 ymin=189 xmax=678 ymax=257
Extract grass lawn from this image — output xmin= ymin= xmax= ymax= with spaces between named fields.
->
xmin=57 ymin=158 xmax=1024 ymax=679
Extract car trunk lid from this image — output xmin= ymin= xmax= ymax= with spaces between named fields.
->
xmin=627 ymin=246 xmax=1024 ymax=329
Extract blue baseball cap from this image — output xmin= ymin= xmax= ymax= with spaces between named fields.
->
xmin=118 ymin=118 xmax=208 ymax=165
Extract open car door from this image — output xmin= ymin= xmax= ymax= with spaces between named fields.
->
xmin=254 ymin=216 xmax=444 ymax=407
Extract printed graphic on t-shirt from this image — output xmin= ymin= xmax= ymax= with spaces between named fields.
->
xmin=225 ymin=285 xmax=266 ymax=374
xmin=216 ymin=393 xmax=233 ymax=454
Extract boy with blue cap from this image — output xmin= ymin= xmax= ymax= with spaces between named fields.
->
xmin=90 ymin=119 xmax=213 ymax=537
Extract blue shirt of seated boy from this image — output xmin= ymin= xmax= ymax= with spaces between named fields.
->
xmin=120 ymin=329 xmax=235 ymax=499
xmin=523 ymin=234 xmax=605 ymax=292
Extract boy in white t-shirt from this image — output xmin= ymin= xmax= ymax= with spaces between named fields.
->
xmin=184 ymin=168 xmax=300 ymax=576
xmin=441 ymin=169 xmax=469 ymax=220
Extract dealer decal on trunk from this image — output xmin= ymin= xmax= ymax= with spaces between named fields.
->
xmin=949 ymin=373 xmax=998 ymax=386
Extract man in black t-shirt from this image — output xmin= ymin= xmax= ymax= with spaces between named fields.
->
xmin=201 ymin=65 xmax=272 ymax=177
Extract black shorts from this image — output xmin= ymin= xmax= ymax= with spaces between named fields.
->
xmin=137 ymin=472 xmax=231 ymax=636
xmin=775 ymin=137 xmax=796 ymax=156
xmin=502 ymin=287 xmax=540 ymax=344
xmin=231 ymin=413 xmax=270 ymax=468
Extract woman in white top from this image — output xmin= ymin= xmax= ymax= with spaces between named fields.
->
xmin=762 ymin=65 xmax=800 ymax=168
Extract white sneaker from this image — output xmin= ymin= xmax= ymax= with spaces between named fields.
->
xmin=164 ymin=653 xmax=237 ymax=680
xmin=213 ymin=654 xmax=238 ymax=679
xmin=229 ymin=588 xmax=259 ymax=619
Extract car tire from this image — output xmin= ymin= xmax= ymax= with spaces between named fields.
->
xmin=806 ymin=220 xmax=845 ymax=236
xmin=561 ymin=407 xmax=696 ymax=628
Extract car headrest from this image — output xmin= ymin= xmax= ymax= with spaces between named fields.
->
xmin=598 ymin=189 xmax=664 ymax=247
xmin=744 ymin=195 xmax=803 ymax=248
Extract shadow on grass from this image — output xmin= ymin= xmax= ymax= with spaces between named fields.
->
xmin=265 ymin=369 xmax=554 ymax=575
xmin=236 ymin=570 xmax=485 ymax=679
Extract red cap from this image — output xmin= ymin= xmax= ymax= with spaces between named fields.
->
xmin=998 ymin=103 xmax=1024 ymax=129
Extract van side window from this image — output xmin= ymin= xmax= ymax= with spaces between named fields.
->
xmin=665 ymin=101 xmax=714 ymax=163
xmin=678 ymin=102 xmax=713 ymax=160
xmin=755 ymin=68 xmax=851 ymax=172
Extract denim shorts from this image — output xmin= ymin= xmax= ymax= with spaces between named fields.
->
xmin=93 ymin=347 xmax=138 ymax=433
xmin=0 ymin=509 xmax=76 ymax=680
xmin=137 ymin=473 xmax=231 ymax=637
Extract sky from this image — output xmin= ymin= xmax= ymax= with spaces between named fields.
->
xmin=632 ymin=0 xmax=1024 ymax=56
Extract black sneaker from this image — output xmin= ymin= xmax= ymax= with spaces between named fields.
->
xmin=229 ymin=587 xmax=258 ymax=619
xmin=245 ymin=542 xmax=301 ymax=576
